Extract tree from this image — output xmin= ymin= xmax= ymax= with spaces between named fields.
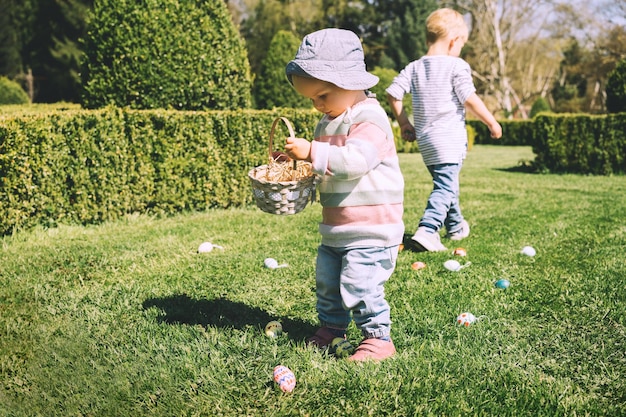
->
xmin=241 ymin=0 xmax=322 ymax=77
xmin=0 ymin=0 xmax=22 ymax=78
xmin=374 ymin=0 xmax=438 ymax=71
xmin=252 ymin=30 xmax=309 ymax=109
xmin=0 ymin=0 xmax=93 ymax=103
xmin=548 ymin=1 xmax=626 ymax=113
xmin=81 ymin=0 xmax=251 ymax=110
xmin=24 ymin=0 xmax=92 ymax=103
xmin=551 ymin=39 xmax=589 ymax=113
xmin=606 ymin=59 xmax=626 ymax=113
xmin=448 ymin=0 xmax=561 ymax=119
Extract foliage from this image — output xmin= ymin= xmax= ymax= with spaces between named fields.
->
xmin=470 ymin=112 xmax=626 ymax=175
xmin=606 ymin=59 xmax=626 ymax=114
xmin=240 ymin=0 xmax=322 ymax=77
xmin=531 ymin=113 xmax=626 ymax=174
xmin=0 ymin=0 xmax=23 ymax=78
xmin=1 ymin=147 xmax=626 ymax=416
xmin=551 ymin=39 xmax=589 ymax=113
xmin=374 ymin=0 xmax=437 ymax=70
xmin=240 ymin=0 xmax=437 ymax=78
xmin=0 ymin=0 xmax=92 ymax=103
xmin=3 ymin=106 xmax=625 ymax=235
xmin=1 ymin=0 xmax=625 ymax=113
xmin=80 ymin=0 xmax=251 ymax=110
xmin=529 ymin=97 xmax=551 ymax=118
xmin=0 ymin=107 xmax=319 ymax=235
xmin=370 ymin=66 xmax=419 ymax=153
xmin=252 ymin=30 xmax=309 ymax=110
xmin=549 ymin=28 xmax=626 ymax=115
xmin=0 ymin=76 xmax=30 ymax=105
xmin=370 ymin=66 xmax=400 ymax=118
xmin=466 ymin=123 xmax=476 ymax=151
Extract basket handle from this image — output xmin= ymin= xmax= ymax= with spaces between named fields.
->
xmin=268 ymin=117 xmax=298 ymax=173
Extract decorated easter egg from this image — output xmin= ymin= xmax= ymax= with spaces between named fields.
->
xmin=264 ymin=321 xmax=283 ymax=338
xmin=453 ymin=247 xmax=467 ymax=257
xmin=411 ymin=261 xmax=426 ymax=270
xmin=456 ymin=312 xmax=477 ymax=327
xmin=273 ymin=365 xmax=296 ymax=393
xmin=495 ymin=279 xmax=510 ymax=289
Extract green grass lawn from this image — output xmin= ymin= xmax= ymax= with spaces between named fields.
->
xmin=1 ymin=145 xmax=625 ymax=416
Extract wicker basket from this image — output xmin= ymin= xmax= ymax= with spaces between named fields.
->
xmin=248 ymin=117 xmax=318 ymax=215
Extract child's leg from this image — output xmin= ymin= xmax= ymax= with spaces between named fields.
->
xmin=341 ymin=246 xmax=398 ymax=361
xmin=419 ymin=163 xmax=462 ymax=232
xmin=341 ymin=246 xmax=397 ymax=340
xmin=315 ymin=245 xmax=351 ymax=333
xmin=411 ymin=163 xmax=461 ymax=251
xmin=443 ymin=162 xmax=464 ymax=233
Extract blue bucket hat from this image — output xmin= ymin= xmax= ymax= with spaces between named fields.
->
xmin=285 ymin=28 xmax=379 ymax=91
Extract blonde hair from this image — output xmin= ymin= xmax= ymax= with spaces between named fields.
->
xmin=426 ymin=8 xmax=468 ymax=45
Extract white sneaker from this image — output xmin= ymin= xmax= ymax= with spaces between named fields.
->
xmin=447 ymin=220 xmax=470 ymax=241
xmin=411 ymin=227 xmax=447 ymax=252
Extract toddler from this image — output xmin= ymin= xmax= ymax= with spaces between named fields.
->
xmin=284 ymin=28 xmax=404 ymax=361
xmin=387 ymin=8 xmax=502 ymax=251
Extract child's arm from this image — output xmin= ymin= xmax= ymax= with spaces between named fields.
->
xmin=465 ymin=93 xmax=502 ymax=139
xmin=387 ymin=94 xmax=416 ymax=142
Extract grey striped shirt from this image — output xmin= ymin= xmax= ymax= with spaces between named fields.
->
xmin=386 ymin=56 xmax=476 ymax=166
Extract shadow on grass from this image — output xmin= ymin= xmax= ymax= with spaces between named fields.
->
xmin=142 ymin=294 xmax=316 ymax=341
xmin=494 ymin=159 xmax=541 ymax=174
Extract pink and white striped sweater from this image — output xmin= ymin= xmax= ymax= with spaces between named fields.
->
xmin=310 ymin=98 xmax=405 ymax=248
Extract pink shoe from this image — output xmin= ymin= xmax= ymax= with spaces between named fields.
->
xmin=348 ymin=338 xmax=396 ymax=362
xmin=306 ymin=327 xmax=344 ymax=349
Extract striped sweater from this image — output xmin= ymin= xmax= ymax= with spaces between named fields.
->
xmin=386 ymin=55 xmax=476 ymax=166
xmin=309 ymin=98 xmax=404 ymax=248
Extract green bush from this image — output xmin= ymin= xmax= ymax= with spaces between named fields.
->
xmin=529 ymin=97 xmax=551 ymax=118
xmin=370 ymin=67 xmax=418 ymax=153
xmin=253 ymin=30 xmax=309 ymax=110
xmin=606 ymin=59 xmax=626 ymax=114
xmin=531 ymin=113 xmax=626 ymax=174
xmin=370 ymin=66 xmax=413 ymax=119
xmin=468 ymin=119 xmax=534 ymax=146
xmin=80 ymin=0 xmax=251 ymax=110
xmin=0 ymin=107 xmax=319 ymax=235
xmin=0 ymin=77 xmax=29 ymax=105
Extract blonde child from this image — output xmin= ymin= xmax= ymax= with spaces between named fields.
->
xmin=387 ymin=8 xmax=502 ymax=252
xmin=284 ymin=28 xmax=404 ymax=361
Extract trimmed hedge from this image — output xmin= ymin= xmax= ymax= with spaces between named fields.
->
xmin=470 ymin=114 xmax=626 ymax=174
xmin=531 ymin=113 xmax=626 ymax=175
xmin=0 ymin=108 xmax=318 ymax=235
xmin=468 ymin=119 xmax=534 ymax=146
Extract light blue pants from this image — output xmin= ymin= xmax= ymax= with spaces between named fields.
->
xmin=315 ymin=244 xmax=398 ymax=339
xmin=419 ymin=163 xmax=464 ymax=234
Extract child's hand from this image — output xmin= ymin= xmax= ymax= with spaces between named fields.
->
xmin=284 ymin=137 xmax=312 ymax=162
xmin=400 ymin=123 xmax=416 ymax=142
xmin=489 ymin=122 xmax=503 ymax=139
